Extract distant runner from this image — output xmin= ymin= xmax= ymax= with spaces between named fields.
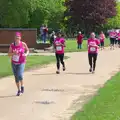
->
xmin=109 ymin=29 xmax=116 ymax=50
xmin=88 ymin=32 xmax=100 ymax=73
xmin=54 ymin=32 xmax=66 ymax=74
xmin=8 ymin=32 xmax=29 ymax=96
xmin=99 ymin=31 xmax=105 ymax=50
xmin=117 ymin=30 xmax=120 ymax=48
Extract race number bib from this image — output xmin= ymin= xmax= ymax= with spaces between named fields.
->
xmin=12 ymin=55 xmax=20 ymax=62
xmin=90 ymin=47 xmax=96 ymax=52
xmin=56 ymin=46 xmax=62 ymax=51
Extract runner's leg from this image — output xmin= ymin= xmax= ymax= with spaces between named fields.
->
xmin=88 ymin=53 xmax=92 ymax=72
xmin=56 ymin=53 xmax=60 ymax=73
xmin=18 ymin=63 xmax=25 ymax=93
xmin=59 ymin=54 xmax=65 ymax=71
xmin=12 ymin=63 xmax=21 ymax=96
xmin=93 ymin=53 xmax=97 ymax=72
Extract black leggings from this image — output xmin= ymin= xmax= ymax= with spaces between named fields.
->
xmin=88 ymin=53 xmax=97 ymax=70
xmin=56 ymin=53 xmax=65 ymax=70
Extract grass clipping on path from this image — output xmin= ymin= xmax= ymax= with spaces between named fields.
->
xmin=0 ymin=55 xmax=56 ymax=77
xmin=72 ymin=72 xmax=120 ymax=120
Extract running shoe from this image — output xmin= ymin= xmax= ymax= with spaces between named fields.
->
xmin=21 ymin=86 xmax=24 ymax=93
xmin=63 ymin=67 xmax=66 ymax=71
xmin=56 ymin=70 xmax=60 ymax=74
xmin=16 ymin=90 xmax=21 ymax=96
xmin=92 ymin=68 xmax=95 ymax=74
xmin=89 ymin=68 xmax=92 ymax=72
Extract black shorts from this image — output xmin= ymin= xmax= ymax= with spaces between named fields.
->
xmin=100 ymin=41 xmax=104 ymax=46
xmin=115 ymin=39 xmax=118 ymax=44
xmin=110 ymin=38 xmax=115 ymax=45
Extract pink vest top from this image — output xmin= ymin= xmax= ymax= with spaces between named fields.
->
xmin=88 ymin=38 xmax=99 ymax=54
xmin=10 ymin=41 xmax=26 ymax=64
xmin=54 ymin=38 xmax=65 ymax=54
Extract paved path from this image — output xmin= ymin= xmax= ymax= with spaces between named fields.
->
xmin=0 ymin=48 xmax=120 ymax=120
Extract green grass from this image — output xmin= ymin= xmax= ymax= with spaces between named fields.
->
xmin=0 ymin=55 xmax=56 ymax=77
xmin=65 ymin=39 xmax=110 ymax=52
xmin=72 ymin=72 xmax=120 ymax=120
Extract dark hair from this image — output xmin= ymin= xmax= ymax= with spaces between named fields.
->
xmin=56 ymin=32 xmax=62 ymax=36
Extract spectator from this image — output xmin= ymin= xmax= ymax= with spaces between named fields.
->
xmin=77 ymin=31 xmax=84 ymax=49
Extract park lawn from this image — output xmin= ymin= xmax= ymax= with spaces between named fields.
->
xmin=65 ymin=38 xmax=110 ymax=52
xmin=72 ymin=72 xmax=120 ymax=120
xmin=0 ymin=55 xmax=56 ymax=77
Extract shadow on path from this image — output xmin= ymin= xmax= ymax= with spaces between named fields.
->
xmin=65 ymin=72 xmax=91 ymax=75
xmin=32 ymin=73 xmax=56 ymax=76
xmin=32 ymin=72 xmax=91 ymax=76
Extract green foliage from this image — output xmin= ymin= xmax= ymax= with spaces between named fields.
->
xmin=0 ymin=0 xmax=30 ymax=27
xmin=0 ymin=0 xmax=65 ymax=29
xmin=104 ymin=2 xmax=120 ymax=29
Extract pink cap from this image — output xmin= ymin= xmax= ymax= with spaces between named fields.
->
xmin=15 ymin=32 xmax=21 ymax=37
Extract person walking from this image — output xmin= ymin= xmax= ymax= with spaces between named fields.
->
xmin=77 ymin=31 xmax=83 ymax=49
xmin=99 ymin=31 xmax=105 ymax=50
xmin=54 ymin=32 xmax=66 ymax=74
xmin=88 ymin=32 xmax=100 ymax=73
xmin=43 ymin=25 xmax=48 ymax=43
xmin=8 ymin=32 xmax=29 ymax=96
xmin=40 ymin=24 xmax=44 ymax=43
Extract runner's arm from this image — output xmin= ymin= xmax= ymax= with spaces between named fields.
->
xmin=8 ymin=46 xmax=15 ymax=56
xmin=61 ymin=41 xmax=66 ymax=47
xmin=23 ymin=42 xmax=29 ymax=56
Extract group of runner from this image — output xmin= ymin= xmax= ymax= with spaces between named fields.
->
xmin=109 ymin=29 xmax=120 ymax=49
xmin=8 ymin=30 xmax=120 ymax=96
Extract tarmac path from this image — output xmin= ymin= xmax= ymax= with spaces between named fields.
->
xmin=0 ymin=48 xmax=120 ymax=120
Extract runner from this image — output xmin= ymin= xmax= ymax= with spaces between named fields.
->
xmin=109 ymin=29 xmax=116 ymax=50
xmin=8 ymin=32 xmax=29 ymax=96
xmin=117 ymin=30 xmax=120 ymax=48
xmin=88 ymin=32 xmax=100 ymax=73
xmin=54 ymin=32 xmax=66 ymax=74
xmin=99 ymin=31 xmax=105 ymax=50
xmin=115 ymin=29 xmax=119 ymax=48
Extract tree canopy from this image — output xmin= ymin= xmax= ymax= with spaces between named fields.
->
xmin=0 ymin=0 xmax=65 ymax=30
xmin=65 ymin=0 xmax=117 ymax=34
xmin=103 ymin=2 xmax=120 ymax=30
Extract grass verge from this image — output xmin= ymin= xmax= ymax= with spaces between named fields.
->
xmin=72 ymin=72 xmax=120 ymax=120
xmin=0 ymin=55 xmax=57 ymax=77
xmin=65 ymin=39 xmax=110 ymax=52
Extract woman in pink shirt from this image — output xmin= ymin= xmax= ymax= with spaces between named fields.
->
xmin=109 ymin=29 xmax=116 ymax=50
xmin=99 ymin=31 xmax=105 ymax=50
xmin=54 ymin=32 xmax=66 ymax=74
xmin=88 ymin=32 xmax=100 ymax=73
xmin=8 ymin=32 xmax=29 ymax=96
xmin=117 ymin=30 xmax=120 ymax=48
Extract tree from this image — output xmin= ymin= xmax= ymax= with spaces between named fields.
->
xmin=0 ymin=0 xmax=65 ymax=29
xmin=103 ymin=2 xmax=120 ymax=30
xmin=29 ymin=0 xmax=65 ymax=30
xmin=65 ymin=0 xmax=117 ymax=34
xmin=0 ymin=0 xmax=30 ymax=27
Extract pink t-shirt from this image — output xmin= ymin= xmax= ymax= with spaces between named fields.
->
xmin=117 ymin=33 xmax=120 ymax=40
xmin=99 ymin=34 xmax=105 ymax=42
xmin=88 ymin=38 xmax=100 ymax=54
xmin=109 ymin=32 xmax=116 ymax=38
xmin=54 ymin=37 xmax=65 ymax=54
xmin=10 ymin=41 xmax=26 ymax=64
